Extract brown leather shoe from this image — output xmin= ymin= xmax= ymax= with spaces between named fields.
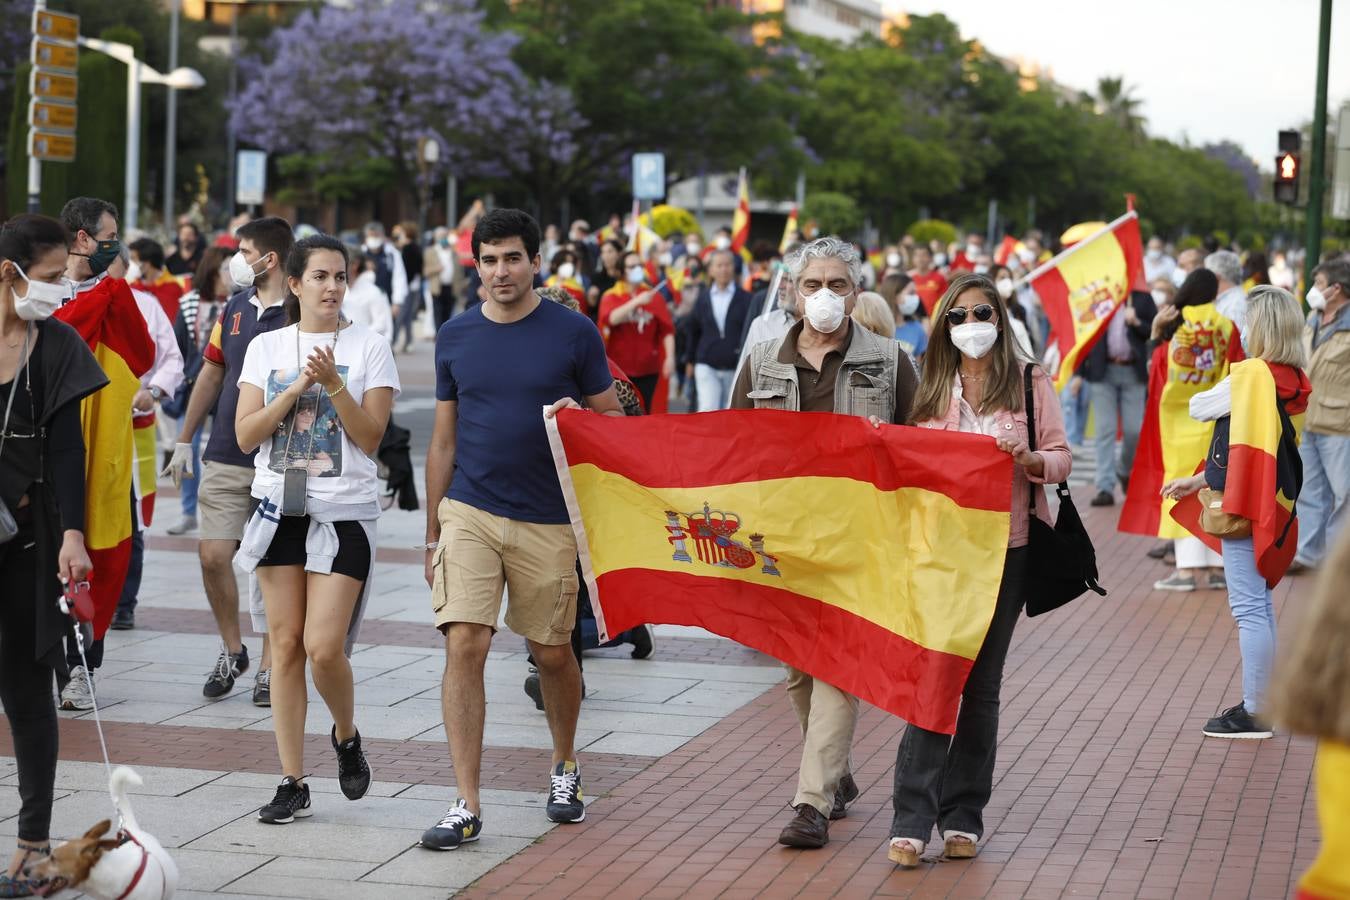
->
xmin=830 ymin=773 xmax=859 ymax=820
xmin=778 ymin=803 xmax=828 ymax=848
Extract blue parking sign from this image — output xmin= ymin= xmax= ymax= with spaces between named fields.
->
xmin=632 ymin=153 xmax=665 ymax=200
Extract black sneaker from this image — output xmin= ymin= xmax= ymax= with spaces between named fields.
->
xmin=258 ymin=776 xmax=312 ymax=824
xmin=1146 ymin=542 xmax=1170 ymax=560
xmin=1089 ymin=490 xmax=1115 ymax=507
xmin=332 ymin=726 xmax=371 ymax=800
xmin=1202 ymin=703 xmax=1274 ymax=739
xmin=546 ymin=760 xmax=585 ymax=823
xmin=420 ymin=799 xmax=482 ymax=850
xmin=252 ymin=669 xmax=271 ymax=707
xmin=110 ymin=608 xmax=135 ymax=630
xmin=203 ymin=644 xmax=249 ymax=699
xmin=628 ymin=624 xmax=655 ymax=660
xmin=523 ymin=667 xmax=544 ymax=711
xmin=830 ymin=773 xmax=860 ymax=820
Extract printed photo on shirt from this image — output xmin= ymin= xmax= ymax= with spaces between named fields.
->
xmin=265 ymin=365 xmax=349 ymax=477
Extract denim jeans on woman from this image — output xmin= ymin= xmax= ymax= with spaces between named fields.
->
xmin=1221 ymin=536 xmax=1276 ymax=714
xmin=891 ymin=548 xmax=1027 ymax=842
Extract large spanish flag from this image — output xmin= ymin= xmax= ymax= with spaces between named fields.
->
xmin=1170 ymin=360 xmax=1310 ymax=586
xmin=547 ymin=408 xmax=1013 ymax=734
xmin=1119 ymin=302 xmax=1243 ymax=539
xmin=54 ymin=278 xmax=155 ymax=638
xmin=1027 ymin=210 xmax=1145 ymax=390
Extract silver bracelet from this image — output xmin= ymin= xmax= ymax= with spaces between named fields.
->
xmin=419 ymin=541 xmax=438 ymax=550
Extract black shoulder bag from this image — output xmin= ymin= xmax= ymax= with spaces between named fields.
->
xmin=1022 ymin=363 xmax=1107 ymax=616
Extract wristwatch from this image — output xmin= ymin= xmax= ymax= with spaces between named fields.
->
xmin=150 ymin=386 xmax=164 ymax=401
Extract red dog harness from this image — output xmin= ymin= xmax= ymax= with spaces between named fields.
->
xmin=112 ymin=831 xmax=161 ymax=900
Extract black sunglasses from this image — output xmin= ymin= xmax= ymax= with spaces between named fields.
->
xmin=945 ymin=304 xmax=997 ymax=326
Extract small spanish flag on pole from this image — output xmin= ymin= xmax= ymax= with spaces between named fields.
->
xmin=780 ymin=205 xmax=799 ymax=254
xmin=547 ymin=408 xmax=1014 ymax=734
xmin=731 ymin=167 xmax=751 ymax=254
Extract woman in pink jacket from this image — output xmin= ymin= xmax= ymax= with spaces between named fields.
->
xmin=888 ymin=272 xmax=1072 ymax=868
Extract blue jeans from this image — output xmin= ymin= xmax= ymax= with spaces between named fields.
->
xmin=1221 ymin=537 xmax=1275 ymax=714
xmin=1060 ymin=383 xmax=1090 ymax=446
xmin=1296 ymin=431 xmax=1350 ymax=566
xmin=178 ymin=419 xmax=204 ymax=518
xmin=392 ymin=278 xmax=423 ymax=349
xmin=1089 ymin=365 xmax=1147 ymax=493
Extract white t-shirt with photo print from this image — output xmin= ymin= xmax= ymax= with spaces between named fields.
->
xmin=238 ymin=320 xmax=401 ymax=505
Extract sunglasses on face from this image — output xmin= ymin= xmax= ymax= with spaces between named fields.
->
xmin=945 ymin=304 xmax=997 ymax=326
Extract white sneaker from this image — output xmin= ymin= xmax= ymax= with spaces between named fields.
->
xmin=60 ymin=666 xmax=95 ymax=711
xmin=166 ymin=515 xmax=197 ymax=535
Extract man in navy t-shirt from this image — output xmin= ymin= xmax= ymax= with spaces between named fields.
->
xmin=420 ymin=209 xmax=620 ymax=851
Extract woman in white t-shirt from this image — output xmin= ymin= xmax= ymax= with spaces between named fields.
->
xmin=235 ymin=234 xmax=401 ymax=825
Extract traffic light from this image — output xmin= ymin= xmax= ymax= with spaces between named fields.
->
xmin=1275 ymin=129 xmax=1301 ymax=205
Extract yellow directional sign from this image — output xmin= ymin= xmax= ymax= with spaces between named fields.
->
xmin=30 ymin=69 xmax=77 ymax=104
xmin=31 ymin=39 xmax=78 ymax=73
xmin=29 ymin=100 xmax=77 ymax=132
xmin=28 ymin=130 xmax=76 ymax=163
xmin=32 ymin=10 xmax=79 ymax=43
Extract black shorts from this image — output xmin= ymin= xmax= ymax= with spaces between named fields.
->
xmin=258 ymin=515 xmax=371 ymax=581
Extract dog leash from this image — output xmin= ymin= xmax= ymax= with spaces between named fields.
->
xmin=58 ymin=582 xmax=123 ymax=828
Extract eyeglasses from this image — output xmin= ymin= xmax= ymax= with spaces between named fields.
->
xmin=945 ymin=304 xmax=997 ymax=326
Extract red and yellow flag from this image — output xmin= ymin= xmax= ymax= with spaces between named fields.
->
xmin=132 ymin=411 xmax=158 ymax=529
xmin=1029 ymin=211 xmax=1145 ymax=390
xmin=547 ymin=408 xmax=1013 ymax=734
xmin=731 ymin=167 xmax=750 ymax=254
xmin=1119 ymin=302 xmax=1243 ymax=539
xmin=779 ymin=205 xmax=798 ymax=254
xmin=54 ymin=278 xmax=155 ymax=638
xmin=1170 ymin=360 xmax=1310 ymax=585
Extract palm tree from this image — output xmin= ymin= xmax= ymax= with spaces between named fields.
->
xmin=1096 ymin=76 xmax=1147 ymax=139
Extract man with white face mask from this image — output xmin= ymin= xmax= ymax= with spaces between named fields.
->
xmin=730 ymin=236 xmax=918 ymax=850
xmin=1143 ymin=236 xmax=1176 ymax=284
xmin=1290 ymin=258 xmax=1350 ymax=574
xmin=162 ymin=217 xmax=294 ymax=705
xmin=361 ymin=222 xmax=408 ymax=330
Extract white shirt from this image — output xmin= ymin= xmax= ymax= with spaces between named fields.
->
xmin=238 ymin=322 xmax=401 ymax=504
xmin=1190 ymin=377 xmax=1232 ymax=423
xmin=1215 ymin=285 xmax=1248 ymax=336
xmin=131 ymin=288 xmax=184 ymax=400
xmin=343 ymin=272 xmax=393 ymax=341
xmin=709 ymin=282 xmax=735 ymax=336
xmin=953 ymin=375 xmax=1001 ymax=437
xmin=1144 ymin=253 xmax=1176 ymax=284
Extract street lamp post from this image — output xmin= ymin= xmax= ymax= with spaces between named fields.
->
xmin=77 ymin=36 xmax=204 ymax=232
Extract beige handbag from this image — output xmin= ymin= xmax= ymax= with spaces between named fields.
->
xmin=1198 ymin=487 xmax=1251 ymax=539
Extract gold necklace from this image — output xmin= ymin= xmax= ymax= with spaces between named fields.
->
xmin=959 ymin=371 xmax=985 ymax=381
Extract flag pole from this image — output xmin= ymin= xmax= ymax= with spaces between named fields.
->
xmin=1014 ymin=209 xmax=1139 ymax=290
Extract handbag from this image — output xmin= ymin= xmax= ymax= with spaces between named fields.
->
xmin=1198 ymin=486 xmax=1251 ymax=538
xmin=0 ymin=325 xmax=33 ymax=545
xmin=1021 ymin=363 xmax=1107 ymax=616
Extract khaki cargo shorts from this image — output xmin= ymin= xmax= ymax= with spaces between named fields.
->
xmin=431 ymin=498 xmax=579 ymax=646
xmin=198 ymin=460 xmax=257 ymax=542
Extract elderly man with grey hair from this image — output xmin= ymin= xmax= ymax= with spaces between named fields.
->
xmin=1206 ymin=249 xmax=1246 ymax=335
xmin=729 ymin=236 xmax=919 ymax=850
xmin=362 ymin=221 xmax=408 ymax=323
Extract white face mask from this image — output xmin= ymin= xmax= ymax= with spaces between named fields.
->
xmin=11 ymin=262 xmax=71 ymax=321
xmin=973 ymin=264 xmax=989 ymax=275
xmin=1307 ymin=286 xmax=1328 ymax=311
xmin=933 ymin=253 xmax=947 ymax=268
xmin=966 ymin=243 xmax=981 ymax=258
xmin=899 ymin=292 xmax=921 ymax=317
xmin=995 ymin=277 xmax=1014 ymax=300
xmin=1146 ymin=248 xmax=1162 ymax=260
xmin=714 ymin=235 xmax=731 ymax=250
xmin=365 ymin=237 xmax=383 ymax=252
xmin=1171 ymin=267 xmax=1187 ymax=288
xmin=886 ymin=252 xmax=902 ymax=268
xmin=1151 ymin=289 xmax=1169 ymax=306
xmin=228 ymin=251 xmax=266 ymax=290
xmin=685 ymin=241 xmax=701 ymax=255
xmin=125 ymin=261 xmax=143 ymax=283
xmin=950 ymin=321 xmax=999 ymax=359
xmin=556 ymin=261 xmax=575 ymax=280
xmin=658 ymin=251 xmax=673 ymax=268
xmin=626 ymin=265 xmax=645 ymax=285
xmin=802 ymin=288 xmax=848 ymax=334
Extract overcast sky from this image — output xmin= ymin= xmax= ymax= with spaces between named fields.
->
xmin=886 ymin=0 xmax=1350 ymax=168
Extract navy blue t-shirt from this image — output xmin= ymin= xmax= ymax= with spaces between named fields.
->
xmin=202 ymin=288 xmax=287 ymax=467
xmin=436 ymin=298 xmax=612 ymax=524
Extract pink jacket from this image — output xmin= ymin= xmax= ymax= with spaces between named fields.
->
xmin=914 ymin=367 xmax=1072 ymax=547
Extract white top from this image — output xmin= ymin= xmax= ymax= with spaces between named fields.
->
xmin=131 ymin=288 xmax=185 ymax=399
xmin=343 ymin=272 xmax=393 ymax=340
xmin=238 ymin=321 xmax=401 ymax=504
xmin=709 ymin=282 xmax=735 ymax=336
xmin=1189 ymin=377 xmax=1232 ymax=423
xmin=953 ymin=375 xmax=1001 ymax=437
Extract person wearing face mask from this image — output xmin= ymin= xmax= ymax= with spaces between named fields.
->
xmin=1172 ymin=246 xmax=1204 ymax=289
xmin=1289 ymin=258 xmax=1350 ymax=575
xmin=684 ymin=249 xmax=754 ymax=411
xmin=587 ymin=239 xmax=625 ymax=321
xmin=0 ymin=214 xmax=109 ymax=899
xmin=545 ymin=250 xmax=587 ymax=309
xmin=1144 ymin=236 xmax=1176 ymax=284
xmin=161 ymin=216 xmax=295 ymax=705
xmin=882 ymin=274 xmax=928 ymax=363
xmin=598 ymin=250 xmax=675 ymax=411
xmin=907 ymin=245 xmax=947 ymax=316
xmin=989 ymin=264 xmax=1035 ymax=359
xmin=735 ymin=258 xmax=799 ymax=372
xmin=360 ymin=222 xmax=408 ymax=336
xmin=128 ymin=237 xmax=186 ymax=325
xmin=889 ymin=272 xmax=1070 ymax=868
xmin=730 ymin=237 xmax=919 ymax=851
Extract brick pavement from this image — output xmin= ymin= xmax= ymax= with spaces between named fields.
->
xmin=460 ymin=503 xmax=1323 ymax=898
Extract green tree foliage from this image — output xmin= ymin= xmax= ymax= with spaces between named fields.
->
xmin=802 ymin=191 xmax=861 ymax=237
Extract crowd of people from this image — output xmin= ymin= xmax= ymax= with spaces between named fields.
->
xmin=0 ymin=193 xmax=1347 ymax=897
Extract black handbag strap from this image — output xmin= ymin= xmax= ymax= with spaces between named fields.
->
xmin=1023 ymin=363 xmax=1072 ymax=511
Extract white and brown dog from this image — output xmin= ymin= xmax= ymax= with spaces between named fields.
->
xmin=28 ymin=766 xmax=179 ymax=899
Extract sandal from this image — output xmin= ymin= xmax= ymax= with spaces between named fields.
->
xmin=0 ymin=841 xmax=52 ymax=899
xmin=888 ymin=837 xmax=924 ymax=868
xmin=943 ymin=830 xmax=979 ymax=859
